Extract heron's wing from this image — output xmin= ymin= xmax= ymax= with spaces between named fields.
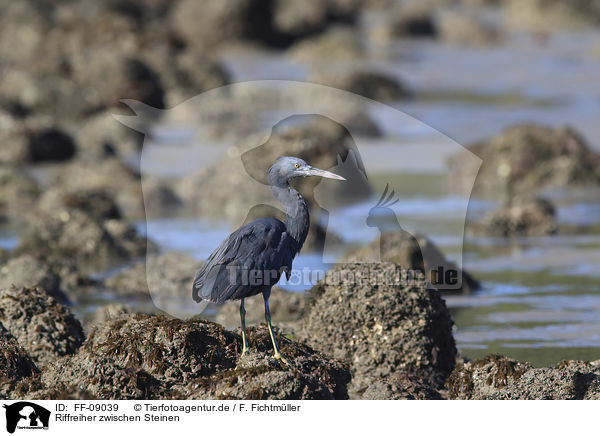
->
xmin=192 ymin=218 xmax=295 ymax=303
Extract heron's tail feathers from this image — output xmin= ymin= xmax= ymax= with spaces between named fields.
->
xmin=192 ymin=268 xmax=211 ymax=303
xmin=192 ymin=265 xmax=225 ymax=303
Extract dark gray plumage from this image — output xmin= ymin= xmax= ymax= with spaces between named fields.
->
xmin=192 ymin=156 xmax=345 ymax=365
xmin=192 ymin=216 xmax=295 ymax=304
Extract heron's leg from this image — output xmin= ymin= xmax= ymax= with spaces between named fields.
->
xmin=264 ymin=295 xmax=291 ymax=366
xmin=240 ymin=298 xmax=248 ymax=356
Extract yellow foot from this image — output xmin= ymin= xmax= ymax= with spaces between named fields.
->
xmin=273 ymin=353 xmax=292 ymax=367
xmin=241 ymin=347 xmax=248 ymax=357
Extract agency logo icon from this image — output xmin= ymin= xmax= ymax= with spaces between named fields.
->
xmin=115 ymin=80 xmax=481 ymax=316
xmin=2 ymin=402 xmax=50 ymax=434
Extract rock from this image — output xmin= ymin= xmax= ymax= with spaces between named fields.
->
xmin=460 ymin=0 xmax=504 ymax=5
xmin=162 ymin=80 xmax=382 ymax=144
xmin=38 ymin=259 xmax=101 ymax=304
xmin=215 ymin=287 xmax=307 ymax=329
xmin=447 ymin=355 xmax=600 ymax=400
xmin=299 ymin=262 xmax=456 ymax=393
xmin=504 ymin=0 xmax=600 ymax=31
xmin=0 ymin=2 xmax=48 ymax=69
xmin=170 ymin=0 xmax=281 ymax=50
xmin=344 ymin=230 xmax=425 ymax=269
xmin=287 ymin=26 xmax=362 ymax=61
xmin=436 ymin=9 xmax=502 ymax=46
xmin=0 ymin=286 xmax=85 ymax=367
xmin=73 ymin=315 xmax=237 ymax=384
xmin=40 ymin=314 xmax=235 ymax=399
xmin=70 ymin=50 xmax=165 ymax=112
xmin=104 ymin=252 xmax=201 ymax=300
xmin=0 ymin=3 xmax=52 ymax=115
xmin=170 ymin=0 xmax=358 ymax=51
xmin=165 ymin=89 xmax=262 ymax=143
xmin=372 ymin=5 xmax=438 ymax=42
xmin=339 ymin=109 xmax=383 ymax=137
xmin=50 ymin=158 xmax=144 ymax=218
xmin=0 ymin=9 xmax=146 ymax=120
xmin=0 ymin=116 xmax=76 ymax=164
xmin=27 ymin=127 xmax=77 ymax=162
xmin=360 ymin=372 xmax=443 ymax=400
xmin=328 ymin=0 xmax=362 ymax=16
xmin=475 ymin=197 xmax=557 ymax=237
xmin=0 ymin=255 xmax=69 ymax=304
xmin=142 ymin=47 xmax=230 ymax=107
xmin=40 ymin=315 xmax=350 ymax=399
xmin=75 ymin=110 xmax=142 ymax=160
xmin=0 ymin=166 xmax=39 ymax=222
xmin=82 ymin=303 xmax=161 ymax=334
xmin=0 ymin=322 xmax=39 ymax=399
xmin=38 ymin=187 xmax=122 ymax=222
xmin=0 ymin=1 xmax=169 ymax=121
xmin=100 ymin=0 xmax=175 ymax=25
xmin=103 ymin=219 xmax=152 ymax=260
xmin=186 ymin=325 xmax=351 ymax=400
xmin=273 ymin=0 xmax=357 ymax=38
xmin=0 ymin=69 xmax=50 ymax=124
xmin=173 ymin=51 xmax=230 ymax=93
xmin=343 ymin=231 xmax=480 ymax=294
xmin=274 ymin=0 xmax=330 ymax=37
xmin=358 ymin=0 xmax=398 ymax=8
xmin=38 ymin=353 xmax=166 ymax=400
xmin=448 ymin=124 xmax=600 ymax=199
xmin=391 ymin=11 xmax=437 ymax=39
xmin=141 ymin=178 xmax=183 ymax=215
xmin=16 ymin=205 xmax=149 ymax=274
xmin=309 ymin=68 xmax=409 ymax=102
xmin=0 ymin=112 xmax=30 ymax=164
xmin=87 ymin=304 xmax=133 ymax=327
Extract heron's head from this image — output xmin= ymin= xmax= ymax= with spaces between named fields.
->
xmin=268 ymin=156 xmax=345 ymax=186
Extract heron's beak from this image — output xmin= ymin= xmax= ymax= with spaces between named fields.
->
xmin=301 ymin=166 xmax=346 ymax=180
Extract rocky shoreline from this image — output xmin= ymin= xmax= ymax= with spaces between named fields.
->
xmin=1 ymin=278 xmax=599 ymax=400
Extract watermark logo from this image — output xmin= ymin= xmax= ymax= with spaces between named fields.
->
xmin=115 ymin=80 xmax=481 ymax=316
xmin=2 ymin=402 xmax=50 ymax=433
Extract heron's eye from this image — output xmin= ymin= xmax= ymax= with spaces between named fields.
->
xmin=294 ymin=163 xmax=299 ymax=168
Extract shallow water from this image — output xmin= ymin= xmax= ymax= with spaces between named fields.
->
xmin=0 ymin=228 xmax=17 ymax=250
xmin=221 ymin=31 xmax=600 ymax=150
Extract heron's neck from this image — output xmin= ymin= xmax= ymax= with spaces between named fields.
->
xmin=270 ymin=184 xmax=309 ymax=247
